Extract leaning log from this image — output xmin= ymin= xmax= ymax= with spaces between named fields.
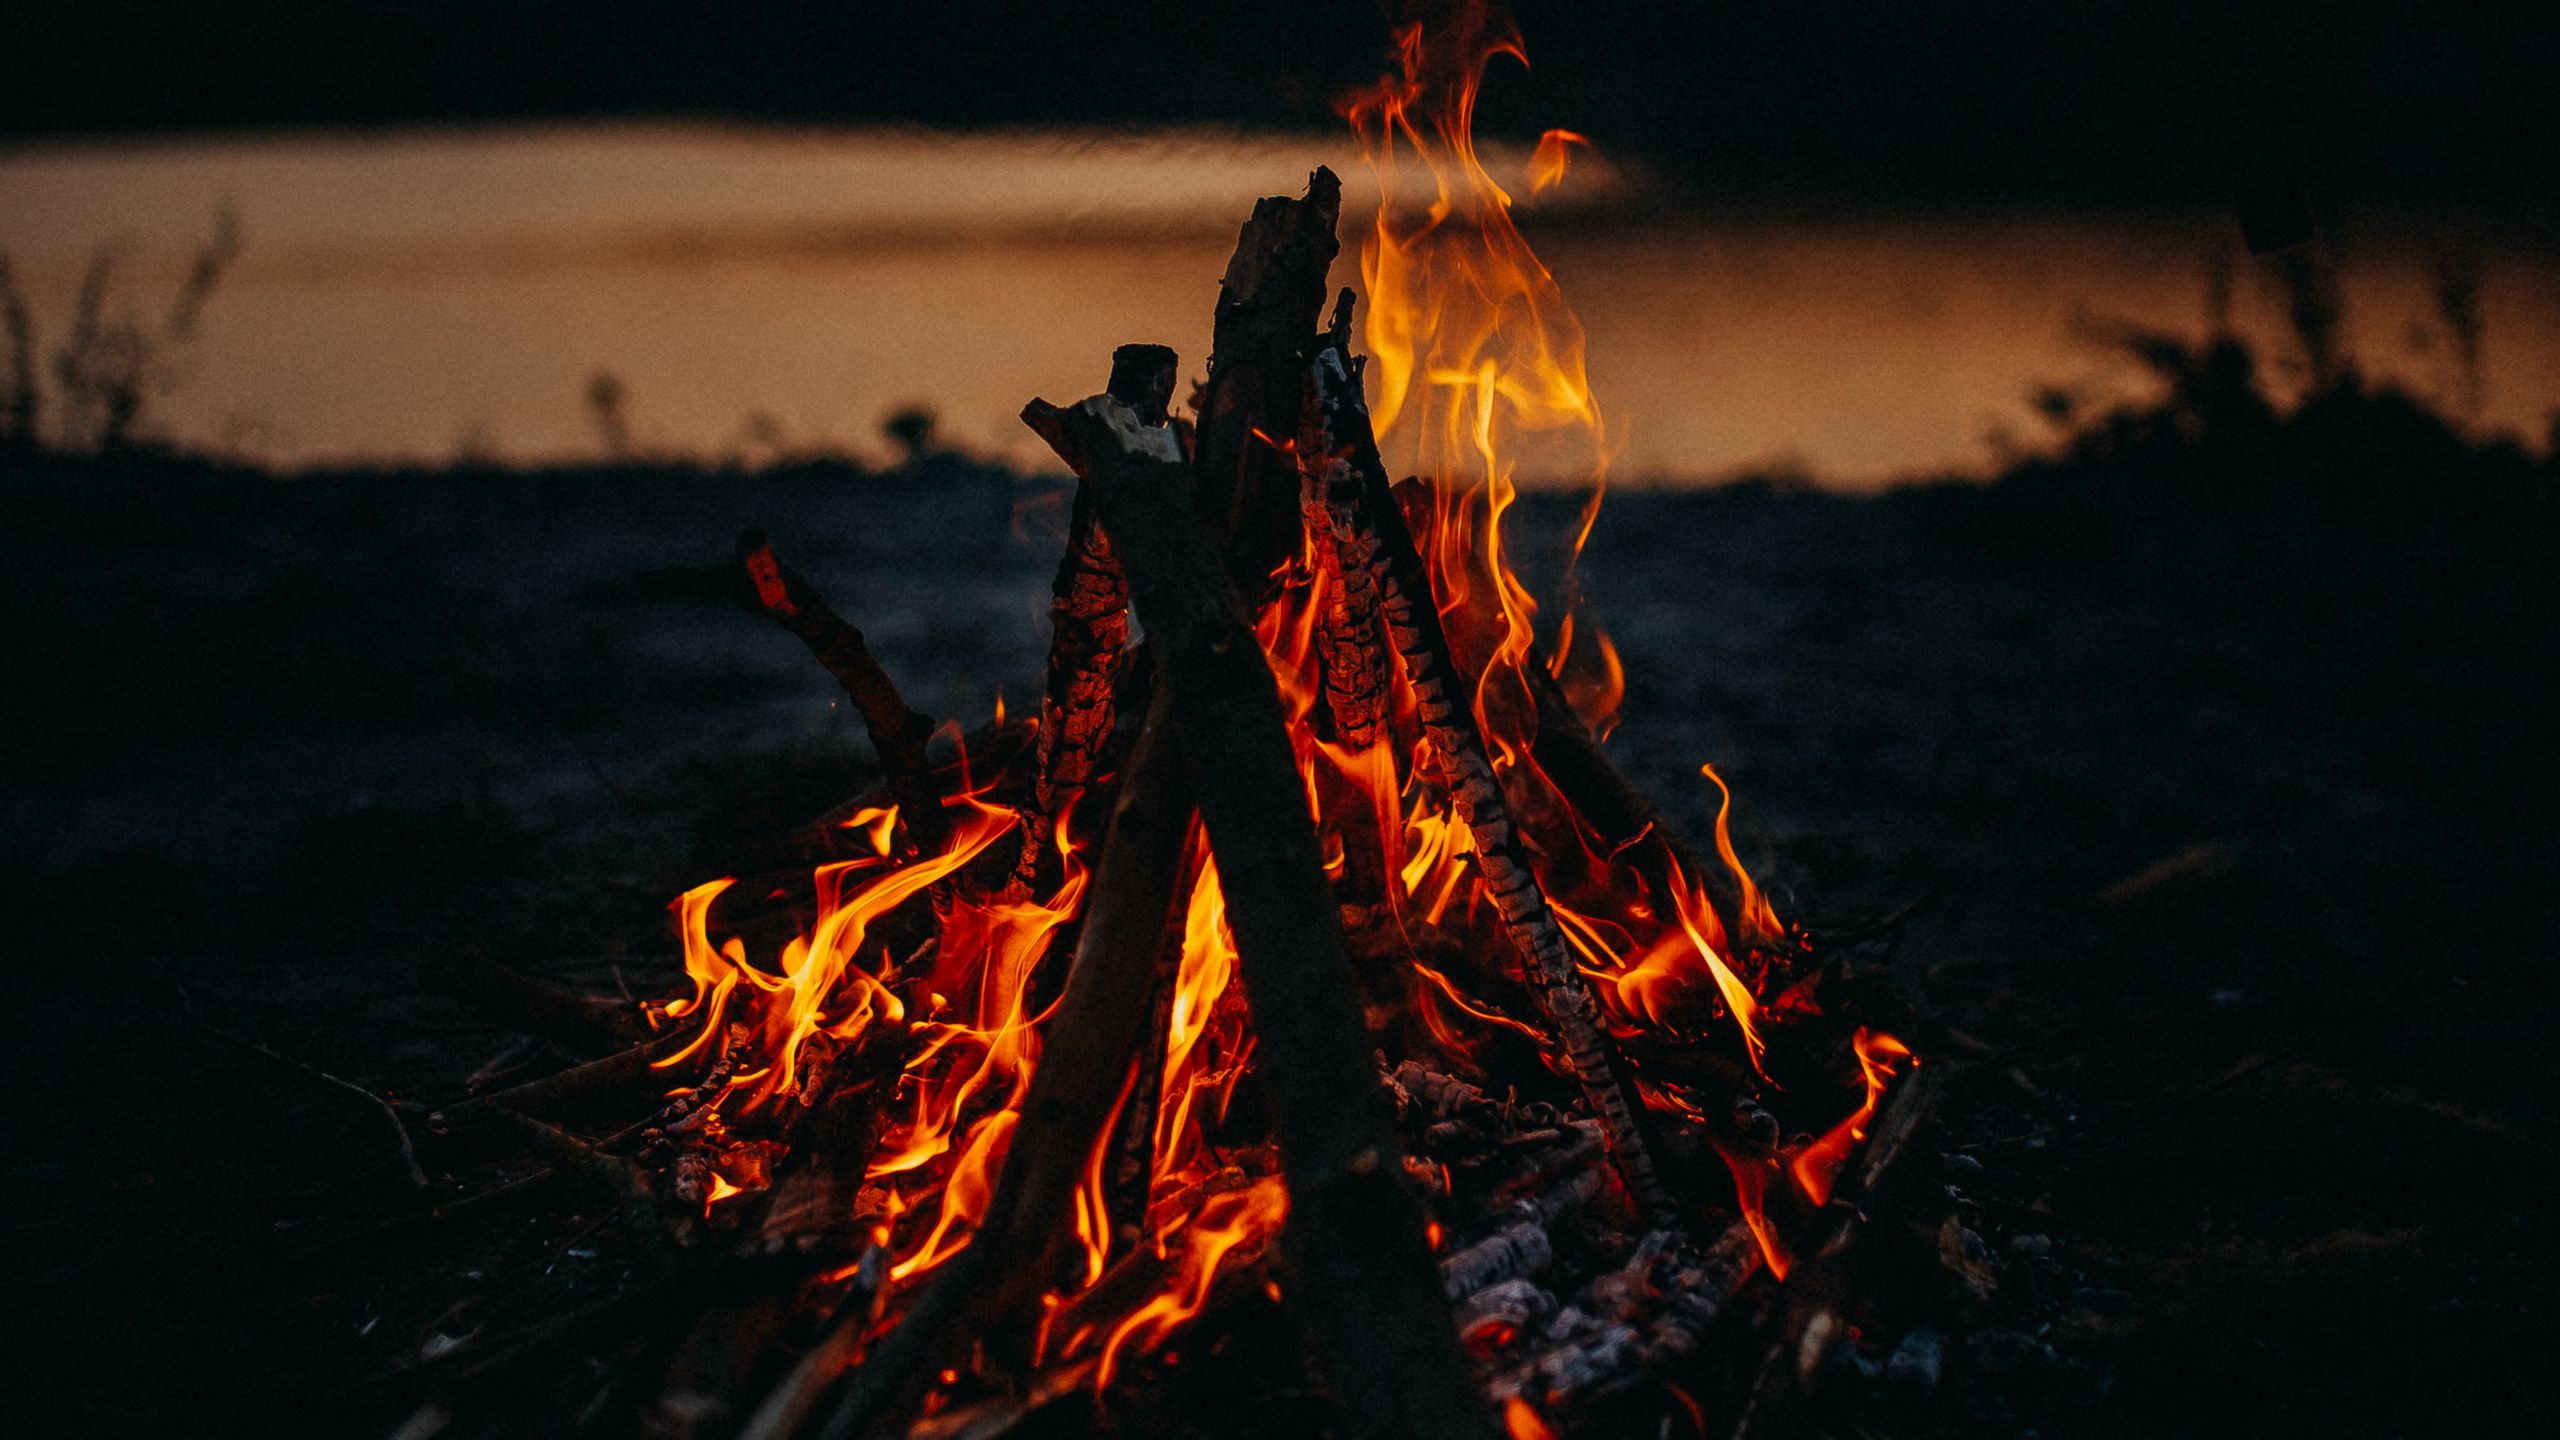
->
xmin=814 ymin=681 xmax=1195 ymax=1440
xmin=1298 ymin=292 xmax=1396 ymax=753
xmin=1300 ymin=293 xmax=1674 ymax=1226
xmin=738 ymin=531 xmax=948 ymax=859
xmin=1029 ymin=391 xmax=1496 ymax=1440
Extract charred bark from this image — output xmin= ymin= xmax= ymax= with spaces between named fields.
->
xmin=1028 ymin=391 xmax=1496 ymax=1440
xmin=737 ymin=531 xmax=948 ymax=860
xmin=1300 ymin=294 xmax=1676 ymax=1227
xmin=1008 ymin=343 xmax=1175 ymax=893
xmin=1193 ymin=167 xmax=1343 ymax=598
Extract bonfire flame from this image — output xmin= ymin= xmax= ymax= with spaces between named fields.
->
xmin=643 ymin=0 xmax=1907 ymax=1410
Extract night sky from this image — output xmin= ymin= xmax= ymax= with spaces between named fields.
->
xmin=11 ymin=1 xmax=2557 ymax=210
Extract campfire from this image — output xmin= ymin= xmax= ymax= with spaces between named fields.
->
xmin=423 ymin=9 xmax=1942 ymax=1439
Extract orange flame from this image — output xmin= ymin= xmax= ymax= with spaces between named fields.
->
xmin=1791 ymin=1029 xmax=1914 ymax=1206
xmin=1505 ymin=1395 xmax=1562 ymax=1440
xmin=635 ymin=0 xmax=1906 ymax=1410
xmin=1524 ymin=129 xmax=1589 ymax=195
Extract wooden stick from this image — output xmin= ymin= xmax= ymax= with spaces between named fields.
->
xmin=1031 ymin=391 xmax=1496 ymax=1440
xmin=814 ymin=679 xmax=1194 ymax=1440
xmin=428 ymin=950 xmax=652 ymax=1055
xmin=1104 ymin=829 xmax=1202 ymax=1257
xmin=1193 ymin=167 xmax=1344 ymax=597
xmin=433 ymin=1028 xmax=702 ymax=1130
xmin=1729 ymin=1064 xmax=1942 ymax=1440
xmin=1512 ymin=648 xmax=1768 ymax=936
xmin=738 ymin=530 xmax=948 ymax=859
xmin=201 ymin=1026 xmax=430 ymax=1189
xmin=1298 ymin=292 xmax=1395 ymax=754
xmin=484 ymin=1108 xmax=696 ymax=1248
xmin=1007 ymin=344 xmax=1170 ymax=893
xmin=1300 ymin=296 xmax=1675 ymax=1226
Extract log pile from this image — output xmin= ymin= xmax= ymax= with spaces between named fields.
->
xmin=379 ymin=168 xmax=1980 ymax=1440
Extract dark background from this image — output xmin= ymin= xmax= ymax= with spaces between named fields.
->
xmin=10 ymin=0 xmax=2560 ymax=210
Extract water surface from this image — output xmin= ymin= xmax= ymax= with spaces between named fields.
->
xmin=4 ymin=123 xmax=2550 ymax=485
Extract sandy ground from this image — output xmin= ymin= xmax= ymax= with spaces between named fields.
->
xmin=5 ymin=419 xmax=2555 ymax=1434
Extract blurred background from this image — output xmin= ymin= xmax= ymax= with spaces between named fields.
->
xmin=5 ymin=0 xmax=2556 ymax=480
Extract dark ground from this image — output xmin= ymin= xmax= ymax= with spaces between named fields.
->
xmin=4 ymin=354 xmax=2556 ymax=1437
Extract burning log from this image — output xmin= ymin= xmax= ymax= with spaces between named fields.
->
xmin=1296 ymin=296 xmax=1396 ymax=754
xmin=737 ymin=529 xmax=948 ymax=859
xmin=485 ymin=1108 xmax=694 ymax=1248
xmin=813 ymin=678 xmax=1196 ymax=1438
xmin=1730 ymin=1063 xmax=1943 ymax=1439
xmin=1194 ymin=167 xmax=1344 ymax=595
xmin=1104 ymin=838 xmax=1200 ymax=1257
xmin=1028 ymin=390 xmax=1497 ymax=1440
xmin=1007 ymin=342 xmax=1174 ymax=894
xmin=1301 ymin=291 xmax=1674 ymax=1226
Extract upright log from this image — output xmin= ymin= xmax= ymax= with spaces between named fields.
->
xmin=1028 ymin=392 xmax=1496 ymax=1440
xmin=1009 ymin=343 xmax=1175 ymax=893
xmin=1194 ymin=167 xmax=1343 ymax=597
xmin=738 ymin=532 xmax=948 ymax=859
xmin=1300 ymin=293 xmax=1676 ymax=1226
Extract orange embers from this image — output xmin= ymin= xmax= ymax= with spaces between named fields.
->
xmin=1504 ymin=1395 xmax=1562 ymax=1440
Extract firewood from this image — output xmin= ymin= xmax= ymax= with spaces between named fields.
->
xmin=1194 ymin=168 xmax=1344 ymax=596
xmin=1513 ymin=648 xmax=1781 ymax=955
xmin=1489 ymin=1220 xmax=1758 ymax=1405
xmin=433 ymin=1028 xmax=704 ymax=1131
xmin=428 ymin=950 xmax=654 ymax=1055
xmin=733 ymin=1247 xmax=889 ymax=1440
xmin=1298 ymin=291 xmax=1395 ymax=754
xmin=1728 ymin=1065 xmax=1942 ymax=1440
xmin=1441 ymin=1221 xmax=1557 ymax=1300
xmin=1105 ymin=832 xmax=1203 ymax=1257
xmin=1027 ymin=390 xmax=1496 ymax=1440
xmin=813 ymin=680 xmax=1195 ymax=1440
xmin=484 ymin=1108 xmax=696 ymax=1249
xmin=737 ymin=530 xmax=948 ymax=860
xmin=1007 ymin=344 xmax=1173 ymax=893
xmin=1300 ymin=294 xmax=1675 ymax=1227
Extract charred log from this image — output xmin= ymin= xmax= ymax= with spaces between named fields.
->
xmin=1030 ymin=390 xmax=1496 ymax=1440
xmin=815 ymin=678 xmax=1195 ymax=1440
xmin=1008 ymin=344 xmax=1174 ymax=893
xmin=737 ymin=530 xmax=948 ymax=860
xmin=1301 ymin=293 xmax=1675 ymax=1226
xmin=1194 ymin=168 xmax=1343 ymax=597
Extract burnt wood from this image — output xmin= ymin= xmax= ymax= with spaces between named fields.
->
xmin=1299 ymin=295 xmax=1676 ymax=1227
xmin=815 ymin=681 xmax=1195 ymax=1440
xmin=1028 ymin=390 xmax=1497 ymax=1440
xmin=737 ymin=530 xmax=948 ymax=859
xmin=1193 ymin=167 xmax=1343 ymax=598
xmin=1007 ymin=345 xmax=1174 ymax=892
